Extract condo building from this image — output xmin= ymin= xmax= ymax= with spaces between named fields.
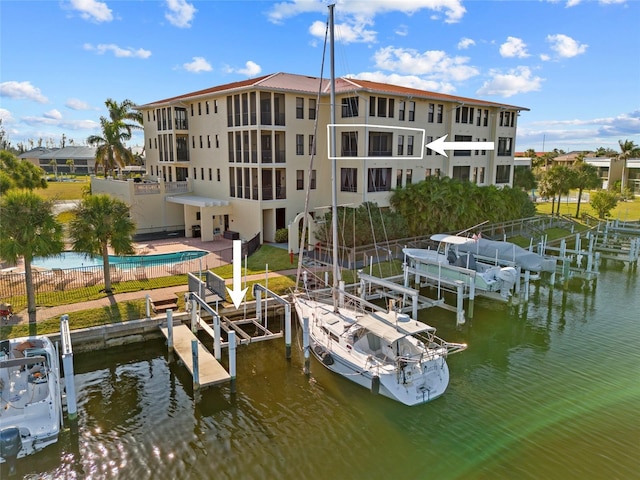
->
xmin=93 ymin=72 xmax=528 ymax=245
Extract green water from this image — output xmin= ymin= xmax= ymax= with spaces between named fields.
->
xmin=12 ymin=267 xmax=639 ymax=479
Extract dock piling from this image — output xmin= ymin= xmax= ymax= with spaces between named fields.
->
xmin=167 ymin=309 xmax=174 ymax=351
xmin=191 ymin=339 xmax=200 ymax=391
xmin=303 ymin=316 xmax=310 ymax=375
xmin=229 ymin=331 xmax=236 ymax=394
xmin=60 ymin=314 xmax=78 ymax=422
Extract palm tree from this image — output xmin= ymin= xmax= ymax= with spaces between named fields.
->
xmin=616 ymin=139 xmax=640 ymax=192
xmin=88 ymin=116 xmax=133 ymax=177
xmin=66 ymin=158 xmax=75 ymax=176
xmin=67 ymin=194 xmax=136 ymax=294
xmin=571 ymin=162 xmax=601 ymax=218
xmin=0 ymin=191 xmax=64 ymax=324
xmin=105 ymin=98 xmax=143 ymax=136
xmin=49 ymin=159 xmax=58 ymax=178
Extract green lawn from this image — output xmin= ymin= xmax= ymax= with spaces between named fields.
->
xmin=535 ymin=193 xmax=640 ymax=221
xmin=38 ymin=176 xmax=90 ymax=201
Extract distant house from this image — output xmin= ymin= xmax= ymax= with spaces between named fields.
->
xmin=584 ymin=156 xmax=640 ymax=191
xmin=19 ymin=146 xmax=97 ymax=175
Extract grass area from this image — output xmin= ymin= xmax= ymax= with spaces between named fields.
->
xmin=535 ymin=193 xmax=640 ymax=221
xmin=38 ymin=176 xmax=90 ymax=201
xmin=210 ymin=244 xmax=297 ymax=277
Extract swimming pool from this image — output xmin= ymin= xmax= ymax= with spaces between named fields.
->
xmin=32 ymin=250 xmax=208 ymax=270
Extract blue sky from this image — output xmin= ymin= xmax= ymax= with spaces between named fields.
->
xmin=1 ymin=0 xmax=638 ymax=153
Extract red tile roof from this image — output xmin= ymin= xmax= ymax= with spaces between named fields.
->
xmin=139 ymin=72 xmax=528 ymax=111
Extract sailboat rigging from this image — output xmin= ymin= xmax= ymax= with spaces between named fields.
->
xmin=292 ymin=4 xmax=467 ymax=406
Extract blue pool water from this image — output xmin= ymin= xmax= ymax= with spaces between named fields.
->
xmin=33 ymin=250 xmax=207 ymax=269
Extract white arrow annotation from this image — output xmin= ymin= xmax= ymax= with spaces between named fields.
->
xmin=226 ymin=239 xmax=248 ymax=309
xmin=426 ymin=134 xmax=495 ymax=158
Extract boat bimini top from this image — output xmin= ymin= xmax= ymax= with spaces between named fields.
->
xmin=356 ymin=311 xmax=434 ymax=343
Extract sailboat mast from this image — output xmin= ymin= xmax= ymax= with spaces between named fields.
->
xmin=329 ymin=4 xmax=341 ymax=290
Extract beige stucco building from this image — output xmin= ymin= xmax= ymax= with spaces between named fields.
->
xmin=92 ymin=72 xmax=528 ymax=248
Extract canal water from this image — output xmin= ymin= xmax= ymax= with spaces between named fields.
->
xmin=15 ymin=267 xmax=639 ymax=479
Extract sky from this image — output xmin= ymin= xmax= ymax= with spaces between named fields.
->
xmin=1 ymin=0 xmax=639 ymax=154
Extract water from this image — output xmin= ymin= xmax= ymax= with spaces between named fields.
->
xmin=32 ymin=250 xmax=207 ymax=269
xmin=10 ymin=267 xmax=639 ymax=479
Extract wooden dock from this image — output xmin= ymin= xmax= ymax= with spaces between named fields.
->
xmin=159 ymin=324 xmax=230 ymax=388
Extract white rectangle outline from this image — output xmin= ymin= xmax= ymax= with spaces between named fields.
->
xmin=327 ymin=124 xmax=426 ymax=161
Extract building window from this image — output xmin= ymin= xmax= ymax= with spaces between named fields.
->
xmin=397 ymin=135 xmax=404 ymax=155
xmin=296 ymin=134 xmax=304 ymax=155
xmin=309 ymin=135 xmax=316 ymax=155
xmin=406 ymin=169 xmax=412 ymax=185
xmin=426 ymin=136 xmax=433 ymax=155
xmin=377 ymin=97 xmax=387 ymax=117
xmin=367 ymin=168 xmax=392 ymax=192
xmin=425 ymin=168 xmax=431 ymax=177
xmin=296 ymin=97 xmax=304 ymax=119
xmin=215 ymin=134 xmax=219 ymax=148
xmin=192 ymin=136 xmax=195 ymax=149
xmin=408 ymin=101 xmax=415 ymax=121
xmin=369 ymin=96 xmax=376 ymax=117
xmin=310 ymin=170 xmax=316 ymax=189
xmin=217 ymin=168 xmax=221 ymax=181
xmin=296 ymin=170 xmax=304 ymax=190
xmin=388 ymin=99 xmax=394 ymax=118
xmin=309 ymin=99 xmax=316 ymax=120
xmin=437 ymin=104 xmax=443 ymax=123
xmin=428 ymin=103 xmax=434 ymax=123
xmin=341 ymin=168 xmax=358 ymax=192
xmin=198 ymin=102 xmax=201 ymax=115
xmin=341 ymin=97 xmax=359 ymax=117
xmin=407 ymin=135 xmax=414 ymax=156
xmin=190 ymin=104 xmax=194 ymax=116
xmin=201 ymin=167 xmax=204 ymax=180
xmin=396 ymin=169 xmax=402 ymax=188
xmin=214 ymin=100 xmax=218 ymax=113
xmin=209 ymin=168 xmax=212 ymax=181
xmin=452 ymin=166 xmax=470 ymax=181
xmin=484 ymin=109 xmax=489 ymax=127
xmin=498 ymin=137 xmax=513 ymax=156
xmin=206 ymin=101 xmax=209 ymax=114
xmin=174 ymin=107 xmax=187 ymax=130
xmin=398 ymin=101 xmax=405 ymax=121
xmin=341 ymin=132 xmax=358 ymax=157
xmin=207 ymin=135 xmax=211 ymax=148
xmin=199 ymin=135 xmax=203 ymax=148
xmin=496 ymin=165 xmax=511 ymax=183
xmin=193 ymin=167 xmax=197 ymax=179
xmin=368 ymin=132 xmax=392 ymax=156
xmin=453 ymin=135 xmax=472 ymax=156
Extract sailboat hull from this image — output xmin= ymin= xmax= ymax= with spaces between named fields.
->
xmin=294 ymin=296 xmax=451 ymax=406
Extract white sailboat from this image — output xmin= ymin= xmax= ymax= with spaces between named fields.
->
xmin=0 ymin=335 xmax=62 ymax=474
xmin=293 ymin=4 xmax=467 ymax=406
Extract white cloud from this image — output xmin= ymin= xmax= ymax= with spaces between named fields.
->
xmin=21 ymin=113 xmax=99 ymax=131
xmin=66 ymin=98 xmax=92 ymax=110
xmin=373 ymin=46 xmax=479 ymax=82
xmin=457 ymin=37 xmax=475 ymax=50
xmin=539 ymin=53 xmax=551 ymax=61
xmin=237 ymin=61 xmax=262 ymax=77
xmin=395 ymin=24 xmax=409 ymax=37
xmin=528 ymin=110 xmax=640 ymax=137
xmin=225 ymin=61 xmax=262 ymax=77
xmin=546 ymin=34 xmax=588 ymax=58
xmin=43 ymin=109 xmax=63 ymax=120
xmin=84 ymin=43 xmax=152 ymax=58
xmin=165 ymin=0 xmax=197 ymax=28
xmin=499 ymin=36 xmax=529 ymax=58
xmin=0 ymin=108 xmax=14 ymax=123
xmin=268 ymin=0 xmax=466 ymax=27
xmin=182 ymin=57 xmax=212 ymax=73
xmin=0 ymin=81 xmax=48 ymax=103
xmin=351 ymin=71 xmax=456 ymax=94
xmin=309 ymin=19 xmax=377 ymax=44
xmin=68 ymin=0 xmax=113 ymax=22
xmin=476 ymin=66 xmax=544 ymax=97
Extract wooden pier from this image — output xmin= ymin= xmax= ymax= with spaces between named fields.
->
xmin=159 ymin=323 xmax=230 ymax=388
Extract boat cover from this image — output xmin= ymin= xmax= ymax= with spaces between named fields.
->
xmin=456 ymin=238 xmax=556 ymax=273
xmin=358 ymin=311 xmax=432 ymax=343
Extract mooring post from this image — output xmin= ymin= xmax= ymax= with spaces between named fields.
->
xmin=167 ymin=309 xmax=174 ymax=352
xmin=285 ymin=304 xmax=292 ymax=359
xmin=60 ymin=314 xmax=77 ymax=422
xmin=303 ymin=316 xmax=310 ymax=375
xmin=468 ymin=276 xmax=475 ymax=319
xmin=524 ymin=270 xmax=530 ymax=302
xmin=145 ymin=294 xmax=151 ymax=319
xmin=191 ymin=339 xmax=200 ymax=391
xmin=229 ymin=331 xmax=236 ymax=394
xmin=190 ymin=297 xmax=197 ymax=334
xmin=455 ymin=281 xmax=465 ymax=326
xmin=213 ymin=312 xmax=221 ymax=360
